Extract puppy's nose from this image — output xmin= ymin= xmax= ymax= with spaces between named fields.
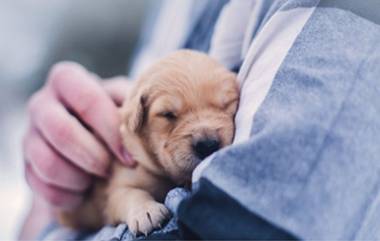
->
xmin=192 ymin=137 xmax=221 ymax=160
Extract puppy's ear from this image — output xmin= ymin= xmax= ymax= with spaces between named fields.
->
xmin=121 ymin=89 xmax=148 ymax=133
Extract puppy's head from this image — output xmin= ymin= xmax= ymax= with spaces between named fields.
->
xmin=122 ymin=50 xmax=239 ymax=184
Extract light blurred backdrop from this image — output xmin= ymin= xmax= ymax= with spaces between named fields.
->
xmin=0 ymin=0 xmax=152 ymax=238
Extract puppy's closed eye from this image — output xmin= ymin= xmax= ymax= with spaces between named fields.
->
xmin=224 ymin=97 xmax=239 ymax=108
xmin=157 ymin=111 xmax=177 ymax=121
xmin=210 ymin=96 xmax=238 ymax=113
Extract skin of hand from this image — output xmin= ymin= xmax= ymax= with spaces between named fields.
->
xmin=23 ymin=62 xmax=136 ymax=211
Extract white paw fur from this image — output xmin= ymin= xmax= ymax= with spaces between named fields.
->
xmin=127 ymin=201 xmax=171 ymax=236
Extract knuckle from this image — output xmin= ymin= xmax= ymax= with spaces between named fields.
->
xmin=49 ymin=62 xmax=102 ymax=120
xmin=27 ymin=141 xmax=43 ymax=164
xmin=48 ymin=62 xmax=80 ymax=86
xmin=27 ymin=90 xmax=44 ymax=113
xmin=27 ymin=140 xmax=59 ymax=181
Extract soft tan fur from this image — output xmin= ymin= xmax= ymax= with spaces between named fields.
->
xmin=59 ymin=50 xmax=239 ymax=235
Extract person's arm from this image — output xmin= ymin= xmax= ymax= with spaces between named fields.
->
xmin=20 ymin=62 xmax=135 ymax=239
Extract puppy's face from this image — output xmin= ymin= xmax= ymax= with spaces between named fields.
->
xmin=123 ymin=51 xmax=239 ymax=184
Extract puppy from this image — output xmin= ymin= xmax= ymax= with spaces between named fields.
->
xmin=59 ymin=50 xmax=239 ymax=235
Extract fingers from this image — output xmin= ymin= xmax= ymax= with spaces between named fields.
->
xmin=23 ymin=127 xmax=91 ymax=191
xmin=102 ymin=76 xmax=133 ymax=106
xmin=25 ymin=163 xmax=83 ymax=210
xmin=28 ymin=89 xmax=111 ymax=177
xmin=47 ymin=62 xmax=135 ymax=166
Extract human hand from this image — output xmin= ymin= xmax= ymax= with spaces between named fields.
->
xmin=23 ymin=62 xmax=135 ymax=209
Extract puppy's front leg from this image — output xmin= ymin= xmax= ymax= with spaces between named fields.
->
xmin=105 ymin=187 xmax=170 ymax=235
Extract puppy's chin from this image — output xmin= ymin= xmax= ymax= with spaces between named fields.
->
xmin=159 ymin=149 xmax=201 ymax=186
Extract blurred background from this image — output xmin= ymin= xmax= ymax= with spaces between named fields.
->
xmin=0 ymin=0 xmax=152 ymax=238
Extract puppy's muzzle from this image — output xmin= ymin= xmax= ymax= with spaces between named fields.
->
xmin=192 ymin=136 xmax=221 ymax=160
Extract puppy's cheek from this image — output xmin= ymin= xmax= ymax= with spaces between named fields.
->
xmin=159 ymin=143 xmax=185 ymax=172
xmin=165 ymin=141 xmax=194 ymax=172
xmin=159 ymin=147 xmax=172 ymax=167
xmin=219 ymin=120 xmax=235 ymax=146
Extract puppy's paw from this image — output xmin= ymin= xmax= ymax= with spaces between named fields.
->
xmin=127 ymin=201 xmax=170 ymax=236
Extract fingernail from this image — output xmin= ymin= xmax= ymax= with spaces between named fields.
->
xmin=123 ymin=148 xmax=133 ymax=161
xmin=119 ymin=146 xmax=136 ymax=167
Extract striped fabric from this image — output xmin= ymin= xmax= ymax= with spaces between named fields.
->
xmin=189 ymin=0 xmax=380 ymax=239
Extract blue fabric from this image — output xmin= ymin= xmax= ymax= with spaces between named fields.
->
xmin=182 ymin=0 xmax=228 ymax=53
xmin=200 ymin=4 xmax=380 ymax=240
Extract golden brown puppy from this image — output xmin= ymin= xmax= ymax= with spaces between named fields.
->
xmin=59 ymin=50 xmax=239 ymax=235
